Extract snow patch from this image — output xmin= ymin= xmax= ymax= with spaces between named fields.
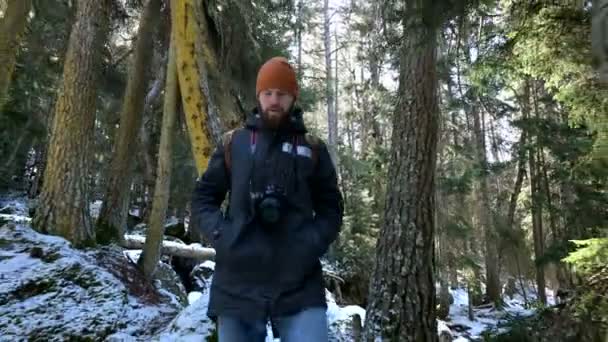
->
xmin=89 ymin=200 xmax=103 ymax=219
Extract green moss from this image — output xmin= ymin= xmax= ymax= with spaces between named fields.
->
xmin=63 ymin=263 xmax=102 ymax=289
xmin=13 ymin=278 xmax=57 ymax=300
xmin=0 ymin=237 xmax=10 ymax=247
xmin=40 ymin=251 xmax=60 ymax=263
xmin=205 ymin=323 xmax=218 ymax=342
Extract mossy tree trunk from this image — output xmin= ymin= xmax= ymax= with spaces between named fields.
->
xmin=171 ymin=0 xmax=242 ymax=176
xmin=96 ymin=0 xmax=161 ymax=244
xmin=32 ymin=0 xmax=111 ymax=247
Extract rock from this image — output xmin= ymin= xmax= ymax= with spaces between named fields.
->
xmin=154 ymin=262 xmax=189 ymax=307
xmin=190 ymin=261 xmax=215 ymax=292
xmin=126 ymin=214 xmax=142 ymax=231
xmin=155 ymin=263 xmax=217 ymax=341
xmin=130 ymin=223 xmax=148 ymax=235
xmin=164 ymin=219 xmax=187 ymax=241
xmin=0 ymin=224 xmax=180 ymax=340
xmin=326 ymin=290 xmax=367 ymax=341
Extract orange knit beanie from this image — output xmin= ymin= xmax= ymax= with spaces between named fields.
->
xmin=256 ymin=57 xmax=299 ymax=99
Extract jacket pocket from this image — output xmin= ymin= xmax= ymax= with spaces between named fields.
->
xmin=279 ymin=221 xmax=323 ymax=286
xmin=218 ymin=223 xmax=274 ymax=276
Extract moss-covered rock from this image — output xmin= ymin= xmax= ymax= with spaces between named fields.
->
xmin=0 ymin=224 xmax=180 ymax=341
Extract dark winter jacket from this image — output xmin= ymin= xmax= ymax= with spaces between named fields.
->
xmin=191 ymin=106 xmax=343 ymax=321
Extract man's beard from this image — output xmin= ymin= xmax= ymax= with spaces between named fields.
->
xmin=261 ymin=106 xmax=289 ymax=129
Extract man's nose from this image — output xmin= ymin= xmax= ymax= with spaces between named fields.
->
xmin=269 ymin=93 xmax=280 ymax=105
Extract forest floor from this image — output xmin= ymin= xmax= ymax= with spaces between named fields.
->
xmin=0 ymin=192 xmax=557 ymax=341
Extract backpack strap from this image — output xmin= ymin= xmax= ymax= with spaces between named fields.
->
xmin=224 ymin=130 xmax=321 ymax=173
xmin=303 ymin=133 xmax=321 ymax=168
xmin=222 ymin=129 xmax=236 ymax=172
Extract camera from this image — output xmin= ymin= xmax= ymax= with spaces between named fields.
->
xmin=251 ymin=184 xmax=286 ymax=227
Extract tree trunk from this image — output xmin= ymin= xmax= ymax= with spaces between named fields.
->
xmin=97 ymin=0 xmax=161 ymax=244
xmin=138 ymin=33 xmax=178 ymax=279
xmin=2 ymin=116 xmax=34 ymax=174
xmin=28 ymin=141 xmax=47 ymax=198
xmin=507 ymin=131 xmax=527 ymax=229
xmin=335 ymin=26 xmax=340 ymax=149
xmin=324 ymin=0 xmax=339 ymax=171
xmin=32 ymin=0 xmax=111 ymax=247
xmin=524 ymin=79 xmax=547 ymax=304
xmin=592 ymin=0 xmax=608 ymax=82
xmin=0 ymin=0 xmax=32 ymax=109
xmin=139 ymin=66 xmax=166 ymax=223
xmin=296 ymin=0 xmax=303 ymax=81
xmin=472 ymin=104 xmax=501 ymax=304
xmin=362 ymin=6 xmax=439 ymax=341
xmin=172 ymin=0 xmax=243 ymax=176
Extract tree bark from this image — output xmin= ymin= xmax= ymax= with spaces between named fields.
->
xmin=138 ymin=33 xmax=179 ymax=279
xmin=472 ymin=104 xmax=501 ymax=304
xmin=97 ymin=0 xmax=161 ymax=244
xmin=362 ymin=5 xmax=439 ymax=340
xmin=0 ymin=0 xmax=32 ymax=109
xmin=507 ymin=132 xmax=527 ymax=229
xmin=324 ymin=0 xmax=339 ymax=171
xmin=524 ymin=79 xmax=547 ymax=304
xmin=172 ymin=0 xmax=243 ymax=176
xmin=592 ymin=0 xmax=608 ymax=83
xmin=296 ymin=0 xmax=303 ymax=81
xmin=32 ymin=0 xmax=111 ymax=247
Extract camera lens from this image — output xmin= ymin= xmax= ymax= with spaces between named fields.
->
xmin=259 ymin=196 xmax=281 ymax=224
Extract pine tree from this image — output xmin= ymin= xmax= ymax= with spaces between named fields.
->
xmin=363 ymin=1 xmax=439 ymax=339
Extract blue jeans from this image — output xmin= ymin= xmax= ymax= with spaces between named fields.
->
xmin=217 ymin=307 xmax=329 ymax=342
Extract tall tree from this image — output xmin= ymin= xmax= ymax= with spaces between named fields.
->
xmin=363 ymin=1 xmax=439 ymax=339
xmin=138 ymin=33 xmax=178 ymax=279
xmin=472 ymin=100 xmax=501 ymax=303
xmin=0 ymin=0 xmax=32 ymax=109
xmin=523 ymin=79 xmax=547 ymax=304
xmin=324 ymin=0 xmax=339 ymax=170
xmin=529 ymin=135 xmax=547 ymax=304
xmin=32 ymin=0 xmax=111 ymax=247
xmin=96 ymin=0 xmax=161 ymax=244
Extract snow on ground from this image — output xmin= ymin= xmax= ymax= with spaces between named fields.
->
xmin=441 ymin=286 xmax=556 ymax=340
xmin=0 ymin=223 xmax=181 ymax=341
xmin=1 ymin=193 xmax=559 ymax=341
xmin=0 ymin=192 xmax=31 ymax=224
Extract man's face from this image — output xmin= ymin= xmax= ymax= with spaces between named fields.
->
xmin=258 ymin=88 xmax=295 ymax=128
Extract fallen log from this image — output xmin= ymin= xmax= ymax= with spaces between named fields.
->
xmin=123 ymin=235 xmax=344 ymax=282
xmin=122 ymin=234 xmax=215 ymax=260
